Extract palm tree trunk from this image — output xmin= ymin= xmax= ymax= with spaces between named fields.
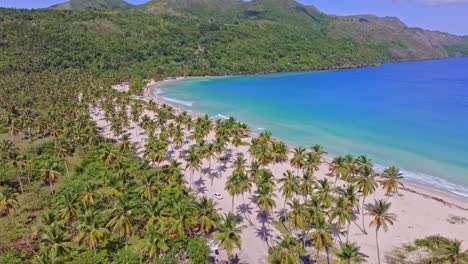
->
xmin=190 ymin=169 xmax=193 ymax=188
xmin=49 ymin=179 xmax=54 ymax=193
xmin=325 ymin=246 xmax=331 ymax=264
xmin=232 ymin=195 xmax=235 ymax=213
xmin=376 ymin=229 xmax=380 ymax=264
xmin=64 ymin=160 xmax=70 ymax=178
xmin=361 ymin=196 xmax=367 ymax=234
xmin=17 ymin=175 xmax=24 ymax=194
xmin=346 ymin=222 xmax=351 ymax=243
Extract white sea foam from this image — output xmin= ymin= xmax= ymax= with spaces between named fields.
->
xmin=373 ymin=164 xmax=468 ymax=198
xmin=161 ymin=96 xmax=193 ymax=107
xmin=216 ymin=114 xmax=229 ymax=120
xmin=257 ymin=127 xmax=265 ymax=131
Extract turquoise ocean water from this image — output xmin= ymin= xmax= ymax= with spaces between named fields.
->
xmin=156 ymin=58 xmax=468 ymax=197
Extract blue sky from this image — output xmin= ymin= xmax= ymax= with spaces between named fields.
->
xmin=1 ymin=0 xmax=468 ymax=35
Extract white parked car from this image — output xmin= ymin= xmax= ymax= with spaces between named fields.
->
xmin=212 ymin=192 xmax=223 ymax=200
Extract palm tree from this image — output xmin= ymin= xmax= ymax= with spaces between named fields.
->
xmin=278 ymin=170 xmax=300 ymax=210
xmin=74 ymin=208 xmax=108 ymax=251
xmin=144 ymin=139 xmax=168 ymax=166
xmin=380 ymin=166 xmax=404 ymax=195
xmin=225 ymin=173 xmax=243 ymax=213
xmin=238 ymin=171 xmax=253 ymax=203
xmin=204 ymin=143 xmax=217 ymax=171
xmin=214 ymin=212 xmax=246 ymax=258
xmin=439 ymin=239 xmax=468 ymax=264
xmin=308 ymin=215 xmax=334 ymax=263
xmin=0 ymin=190 xmax=19 ymax=218
xmin=231 ymin=156 xmax=248 ymax=174
xmin=185 ymin=146 xmax=202 ymax=187
xmin=366 ymin=199 xmax=397 ymax=264
xmin=299 ymin=172 xmax=315 ymax=202
xmin=39 ymin=225 xmax=72 ymax=260
xmin=57 ymin=193 xmax=79 ymax=224
xmin=286 ymin=198 xmax=309 ymax=231
xmin=354 ymin=166 xmax=378 ymax=234
xmin=269 ymin=234 xmax=305 ymax=264
xmin=255 ymin=184 xmax=277 ymax=220
xmin=143 ymin=225 xmax=169 ymax=261
xmin=304 ymin=152 xmax=321 ymax=175
xmin=332 ymin=242 xmax=367 ymax=264
xmin=106 ymin=195 xmax=134 ymax=246
xmin=271 ymin=141 xmax=288 ymax=163
xmin=196 ymin=197 xmax=221 ymax=234
xmin=356 ymin=155 xmax=373 ymax=171
xmin=329 ymin=195 xmax=352 ymax=242
xmin=315 ymin=179 xmax=334 ymax=208
xmin=248 ymin=160 xmax=262 ymax=182
xmin=290 ymin=147 xmax=306 ymax=174
xmin=311 ymin=144 xmax=327 ymax=163
xmin=164 ymin=199 xmax=196 ymax=238
xmin=43 ymin=161 xmax=62 ymax=193
xmin=329 ymin=156 xmax=349 ymax=185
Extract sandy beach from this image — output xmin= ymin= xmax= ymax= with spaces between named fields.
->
xmin=91 ymin=79 xmax=468 ymax=263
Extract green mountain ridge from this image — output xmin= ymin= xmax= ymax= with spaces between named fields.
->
xmin=51 ymin=0 xmax=134 ymax=10
xmin=50 ymin=0 xmax=468 ymax=60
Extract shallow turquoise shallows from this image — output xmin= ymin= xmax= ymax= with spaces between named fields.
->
xmin=156 ymin=58 xmax=468 ymax=197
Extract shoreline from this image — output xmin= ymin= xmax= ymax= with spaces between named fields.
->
xmin=97 ymin=79 xmax=468 ymax=262
xmin=143 ymin=77 xmax=468 ymax=209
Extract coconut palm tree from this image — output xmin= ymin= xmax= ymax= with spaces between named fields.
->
xmin=366 ymin=199 xmax=397 ymax=264
xmin=231 ymin=156 xmax=248 ymax=174
xmin=311 ymin=144 xmax=327 ymax=163
xmin=278 ymin=170 xmax=300 ymax=210
xmin=286 ymin=198 xmax=309 ymax=231
xmin=380 ymin=166 xmax=404 ymax=196
xmin=238 ymin=171 xmax=253 ymax=203
xmin=255 ymin=183 xmax=277 ymax=220
xmin=185 ymin=146 xmax=202 ymax=187
xmin=354 ymin=166 xmax=378 ymax=234
xmin=332 ymin=241 xmax=367 ymax=264
xmin=329 ymin=156 xmax=349 ymax=185
xmin=248 ymin=160 xmax=262 ymax=182
xmin=0 ymin=190 xmax=19 ymax=218
xmin=144 ymin=138 xmax=168 ymax=166
xmin=204 ymin=143 xmax=217 ymax=171
xmin=74 ymin=208 xmax=108 ymax=251
xmin=315 ymin=179 xmax=334 ymax=208
xmin=106 ymin=194 xmax=134 ymax=246
xmin=39 ymin=225 xmax=72 ymax=260
xmin=299 ymin=172 xmax=315 ymax=202
xmin=214 ymin=212 xmax=246 ymax=258
xmin=57 ymin=193 xmax=79 ymax=224
xmin=290 ymin=146 xmax=306 ymax=174
xmin=164 ymin=199 xmax=196 ymax=238
xmin=43 ymin=161 xmax=62 ymax=193
xmin=304 ymin=152 xmax=321 ymax=175
xmin=143 ymin=225 xmax=169 ymax=261
xmin=271 ymin=141 xmax=288 ymax=163
xmin=269 ymin=234 xmax=305 ymax=264
xmin=439 ymin=239 xmax=468 ymax=264
xmin=225 ymin=172 xmax=243 ymax=213
xmin=329 ymin=195 xmax=352 ymax=242
xmin=308 ymin=215 xmax=334 ymax=264
xmin=196 ymin=196 xmax=221 ymax=234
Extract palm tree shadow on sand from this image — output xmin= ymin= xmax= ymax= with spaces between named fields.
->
xmin=194 ymin=177 xmax=207 ymax=196
xmin=255 ymin=224 xmax=273 ymax=249
xmin=236 ymin=203 xmax=254 ymax=225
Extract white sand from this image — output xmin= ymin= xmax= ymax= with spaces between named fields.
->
xmin=92 ymin=79 xmax=468 ymax=263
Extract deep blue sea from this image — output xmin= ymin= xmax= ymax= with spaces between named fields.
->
xmin=157 ymin=58 xmax=468 ymax=197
